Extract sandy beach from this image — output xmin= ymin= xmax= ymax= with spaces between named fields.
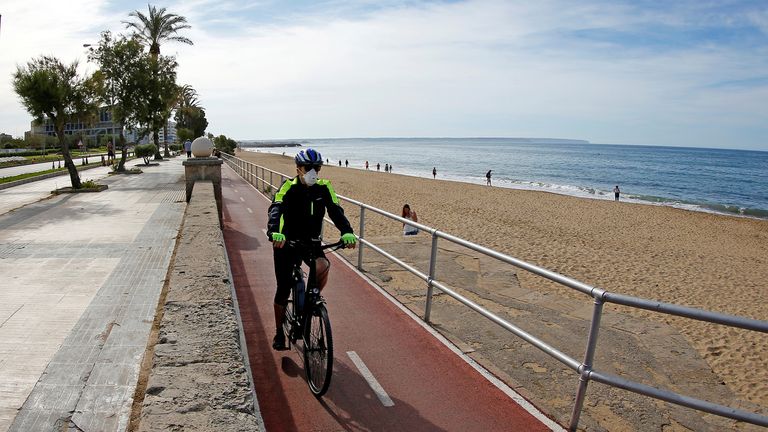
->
xmin=235 ymin=150 xmax=767 ymax=429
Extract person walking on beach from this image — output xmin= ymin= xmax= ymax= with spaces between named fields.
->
xmin=614 ymin=185 xmax=621 ymax=201
xmin=267 ymin=148 xmax=357 ymax=350
xmin=377 ymin=163 xmax=380 ymax=171
xmin=486 ymin=170 xmax=492 ymax=186
xmin=339 ymin=160 xmax=342 ymax=166
xmin=365 ymin=161 xmax=369 ymax=170
xmin=385 ymin=163 xmax=389 ymax=173
xmin=184 ymin=139 xmax=192 ymax=158
xmin=432 ymin=167 xmax=437 ymax=179
xmin=402 ymin=204 xmax=419 ymax=235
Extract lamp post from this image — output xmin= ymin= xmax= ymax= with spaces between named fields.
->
xmin=82 ymin=43 xmax=94 ymax=164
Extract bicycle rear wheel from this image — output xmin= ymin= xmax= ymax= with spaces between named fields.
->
xmin=303 ymin=304 xmax=333 ymax=396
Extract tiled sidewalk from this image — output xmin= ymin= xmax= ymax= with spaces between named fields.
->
xmin=0 ymin=159 xmax=187 ymax=431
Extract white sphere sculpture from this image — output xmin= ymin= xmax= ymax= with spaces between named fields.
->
xmin=191 ymin=137 xmax=213 ymax=157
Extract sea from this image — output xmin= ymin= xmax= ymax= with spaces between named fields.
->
xmin=240 ymin=138 xmax=768 ymax=220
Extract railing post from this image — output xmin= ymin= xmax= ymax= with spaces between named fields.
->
xmin=357 ymin=206 xmax=365 ymax=271
xmin=424 ymin=233 xmax=439 ymax=322
xmin=569 ymin=296 xmax=605 ymax=431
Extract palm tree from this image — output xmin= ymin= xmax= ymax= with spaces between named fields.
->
xmin=124 ymin=4 xmax=192 ymax=156
xmin=178 ymin=84 xmax=200 ymax=109
xmin=123 ymin=5 xmax=192 ymax=58
xmin=174 ymin=84 xmax=208 ymax=143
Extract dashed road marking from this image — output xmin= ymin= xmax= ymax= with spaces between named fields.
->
xmin=347 ymin=351 xmax=394 ymax=407
xmin=247 ymin=208 xmax=253 ymax=214
xmin=239 ymin=196 xmax=245 ymax=202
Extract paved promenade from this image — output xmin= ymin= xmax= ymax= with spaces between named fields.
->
xmin=0 ymin=159 xmax=186 ymax=431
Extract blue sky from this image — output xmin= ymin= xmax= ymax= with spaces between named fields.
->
xmin=1 ymin=0 xmax=768 ymax=150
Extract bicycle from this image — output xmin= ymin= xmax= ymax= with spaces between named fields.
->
xmin=281 ymin=238 xmax=348 ymax=396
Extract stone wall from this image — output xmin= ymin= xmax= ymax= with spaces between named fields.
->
xmin=136 ymin=180 xmax=264 ymax=431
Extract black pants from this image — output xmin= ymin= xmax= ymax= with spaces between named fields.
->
xmin=272 ymin=244 xmax=327 ymax=306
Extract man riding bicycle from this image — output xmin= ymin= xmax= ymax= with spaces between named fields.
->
xmin=267 ymin=148 xmax=357 ymax=350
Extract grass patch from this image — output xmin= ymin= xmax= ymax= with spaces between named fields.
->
xmin=0 ymin=167 xmax=64 ymax=184
xmin=0 ymin=161 xmax=108 ymax=185
xmin=0 ymin=150 xmax=110 ymax=168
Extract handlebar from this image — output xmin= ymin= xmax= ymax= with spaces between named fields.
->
xmin=284 ymin=238 xmax=349 ymax=252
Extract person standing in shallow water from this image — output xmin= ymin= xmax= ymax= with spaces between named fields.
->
xmin=486 ymin=170 xmax=492 ymax=186
xmin=432 ymin=167 xmax=437 ymax=179
xmin=614 ymin=185 xmax=621 ymax=201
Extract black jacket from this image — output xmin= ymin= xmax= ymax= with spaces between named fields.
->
xmin=267 ymin=177 xmax=353 ymax=241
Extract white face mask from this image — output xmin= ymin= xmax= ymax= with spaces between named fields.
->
xmin=302 ymin=168 xmax=318 ymax=186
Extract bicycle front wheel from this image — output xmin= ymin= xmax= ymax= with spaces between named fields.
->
xmin=303 ymin=304 xmax=333 ymax=396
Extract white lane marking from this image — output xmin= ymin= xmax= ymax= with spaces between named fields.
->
xmin=239 ymin=196 xmax=245 ymax=202
xmin=336 ymin=260 xmax=564 ymax=431
xmin=347 ymin=351 xmax=394 ymax=407
xmin=247 ymin=208 xmax=253 ymax=214
xmin=234 ymin=189 xmax=238 ymax=193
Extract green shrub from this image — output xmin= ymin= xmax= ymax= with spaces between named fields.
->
xmin=135 ymin=143 xmax=156 ymax=165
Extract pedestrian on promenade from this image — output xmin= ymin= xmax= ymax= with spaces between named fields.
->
xmin=614 ymin=185 xmax=621 ymax=201
xmin=107 ymin=140 xmax=115 ymax=163
xmin=486 ymin=170 xmax=492 ymax=186
xmin=184 ymin=139 xmax=192 ymax=157
xmin=267 ymin=148 xmax=357 ymax=350
xmin=432 ymin=167 xmax=437 ymax=179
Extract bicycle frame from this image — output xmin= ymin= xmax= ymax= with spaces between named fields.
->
xmin=282 ymin=239 xmax=346 ymax=396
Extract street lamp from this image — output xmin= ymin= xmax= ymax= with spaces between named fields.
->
xmin=82 ymin=43 xmax=94 ymax=164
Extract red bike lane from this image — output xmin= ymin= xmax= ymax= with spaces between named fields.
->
xmin=221 ymin=165 xmax=560 ymax=432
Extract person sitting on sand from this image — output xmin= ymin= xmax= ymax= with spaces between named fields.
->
xmin=402 ymin=204 xmax=419 ymax=235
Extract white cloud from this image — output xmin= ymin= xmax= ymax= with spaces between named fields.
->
xmin=2 ymin=0 xmax=767 ymax=149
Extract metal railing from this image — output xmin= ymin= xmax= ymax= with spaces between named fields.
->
xmin=222 ymin=153 xmax=768 ymax=430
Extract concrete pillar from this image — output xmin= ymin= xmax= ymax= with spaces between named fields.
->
xmin=183 ymin=158 xmax=224 ymax=226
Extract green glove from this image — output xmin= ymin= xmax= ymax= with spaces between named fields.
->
xmin=341 ymin=233 xmax=357 ymax=245
xmin=271 ymin=232 xmax=286 ymax=242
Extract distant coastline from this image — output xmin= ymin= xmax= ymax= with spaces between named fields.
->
xmin=238 ymin=137 xmax=590 ymax=148
xmin=238 ymin=140 xmax=305 ymax=148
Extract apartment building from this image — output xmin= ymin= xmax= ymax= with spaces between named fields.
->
xmin=30 ymin=108 xmax=177 ymax=145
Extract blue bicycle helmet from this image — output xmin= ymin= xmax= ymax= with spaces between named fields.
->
xmin=295 ymin=148 xmax=324 ymax=166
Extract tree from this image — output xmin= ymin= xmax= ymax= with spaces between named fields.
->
xmin=213 ymin=134 xmax=238 ymax=154
xmin=13 ymin=56 xmax=97 ymax=189
xmin=87 ymin=31 xmax=155 ymax=171
xmin=123 ymin=5 xmax=192 ymax=57
xmin=135 ymin=143 xmax=156 ymax=165
xmin=174 ymin=84 xmax=208 ymax=142
xmin=124 ymin=5 xmax=192 ymax=157
xmin=145 ymin=56 xmax=178 ymax=159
